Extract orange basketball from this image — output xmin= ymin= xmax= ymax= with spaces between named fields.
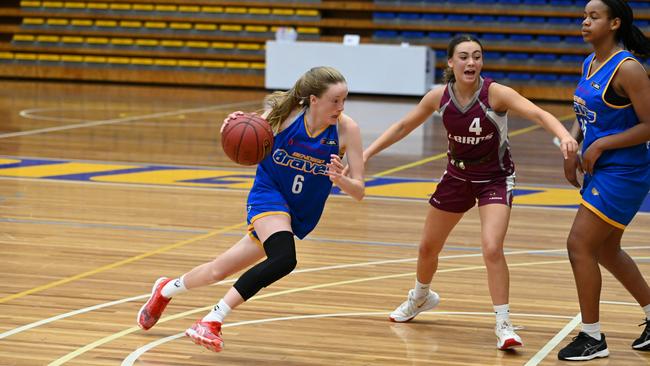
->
xmin=221 ymin=112 xmax=274 ymax=165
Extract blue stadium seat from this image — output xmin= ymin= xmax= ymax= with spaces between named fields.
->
xmin=422 ymin=13 xmax=446 ymax=22
xmin=635 ymin=20 xmax=650 ymax=27
xmin=560 ymin=54 xmax=584 ymax=63
xmin=547 ymin=17 xmax=573 ymax=24
xmin=522 ymin=0 xmax=547 ymax=5
xmin=447 ymin=14 xmax=471 ymax=22
xmin=482 ymin=71 xmax=506 ymax=80
xmin=522 ymin=16 xmax=546 ymax=23
xmin=533 ymin=53 xmax=558 ymax=62
xmin=508 ymin=72 xmax=532 ymax=81
xmin=533 ymin=73 xmax=558 ymax=82
xmin=497 ymin=15 xmax=521 ymax=23
xmin=630 ymin=1 xmax=650 ymax=8
xmin=564 ymin=36 xmax=584 ymax=44
xmin=397 ymin=13 xmax=421 ymax=21
xmin=505 ymin=52 xmax=530 ymax=60
xmin=538 ymin=35 xmax=562 ymax=43
xmin=373 ymin=30 xmax=399 ymax=39
xmin=559 ymin=74 xmax=581 ymax=83
xmin=373 ymin=12 xmax=397 ymax=21
xmin=510 ymin=34 xmax=534 ymax=42
xmin=483 ymin=51 xmax=503 ymax=60
xmin=435 ymin=68 xmax=444 ymax=80
xmin=401 ymin=31 xmax=426 ymax=39
xmin=428 ymin=32 xmax=453 ymax=39
xmin=472 ymin=15 xmax=496 ymax=22
xmin=482 ymin=33 xmax=507 ymax=42
xmin=549 ymin=0 xmax=575 ymax=6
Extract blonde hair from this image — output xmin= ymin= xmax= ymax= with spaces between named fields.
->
xmin=264 ymin=66 xmax=346 ymax=132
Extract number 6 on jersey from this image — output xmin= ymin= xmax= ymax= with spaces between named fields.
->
xmin=292 ymin=175 xmax=304 ymax=194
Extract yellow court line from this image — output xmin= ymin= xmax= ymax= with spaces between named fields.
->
xmin=374 ymin=152 xmax=447 ymax=178
xmin=0 ymin=222 xmax=247 ymax=304
xmin=48 ymin=258 xmax=569 ymax=365
xmin=509 ymin=124 xmax=541 ymax=137
xmin=373 ymin=113 xmax=575 ymax=178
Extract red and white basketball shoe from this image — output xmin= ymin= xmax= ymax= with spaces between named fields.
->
xmin=185 ymin=320 xmax=224 ymax=352
xmin=137 ymin=277 xmax=173 ymax=330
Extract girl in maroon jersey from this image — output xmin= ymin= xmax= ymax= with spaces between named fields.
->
xmin=363 ymin=34 xmax=578 ymax=350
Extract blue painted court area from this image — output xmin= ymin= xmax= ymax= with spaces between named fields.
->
xmin=0 ymin=156 xmax=648 ymax=213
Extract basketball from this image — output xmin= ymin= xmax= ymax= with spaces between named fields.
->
xmin=221 ymin=112 xmax=274 ymax=165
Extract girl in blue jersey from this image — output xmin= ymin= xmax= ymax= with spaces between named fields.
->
xmin=558 ymin=0 xmax=650 ymax=361
xmin=136 ymin=66 xmax=365 ymax=352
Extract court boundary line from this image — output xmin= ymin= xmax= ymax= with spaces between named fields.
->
xmin=123 ymin=311 xmax=578 ymax=366
xmin=2 ymin=100 xmax=259 ymax=139
xmin=525 ymin=313 xmax=582 ymax=366
xmin=0 ymin=247 xmax=572 ymax=340
xmin=47 ymin=258 xmax=572 ymax=366
xmin=5 ymin=246 xmax=648 ymax=363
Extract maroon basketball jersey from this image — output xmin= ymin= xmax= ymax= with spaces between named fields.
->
xmin=439 ymin=77 xmax=515 ymax=181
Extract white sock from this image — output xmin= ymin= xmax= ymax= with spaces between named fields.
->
xmin=494 ymin=304 xmax=510 ymax=324
xmin=642 ymin=303 xmax=650 ymax=320
xmin=161 ymin=276 xmax=188 ymax=298
xmin=202 ymin=299 xmax=231 ymax=323
xmin=581 ymin=322 xmax=601 ymax=340
xmin=413 ymin=279 xmax=430 ymax=299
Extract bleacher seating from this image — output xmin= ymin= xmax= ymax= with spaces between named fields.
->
xmin=1 ymin=0 xmax=649 ymax=100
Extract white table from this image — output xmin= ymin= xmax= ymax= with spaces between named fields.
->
xmin=265 ymin=40 xmax=435 ymax=96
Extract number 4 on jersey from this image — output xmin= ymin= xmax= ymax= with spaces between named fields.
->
xmin=469 ymin=117 xmax=482 ymax=136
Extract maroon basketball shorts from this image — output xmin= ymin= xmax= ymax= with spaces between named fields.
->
xmin=429 ymin=172 xmax=515 ymax=213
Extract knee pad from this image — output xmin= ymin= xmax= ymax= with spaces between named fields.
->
xmin=234 ymin=231 xmax=296 ymax=300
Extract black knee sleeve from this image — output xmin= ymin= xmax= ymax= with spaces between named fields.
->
xmin=233 ymin=231 xmax=297 ymax=300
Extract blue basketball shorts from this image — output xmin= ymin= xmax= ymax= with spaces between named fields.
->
xmin=581 ymin=165 xmax=650 ymax=229
xmin=246 ymin=187 xmax=316 ymax=242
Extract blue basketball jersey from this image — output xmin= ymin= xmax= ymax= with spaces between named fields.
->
xmin=574 ymin=50 xmax=650 ymax=227
xmin=574 ymin=50 xmax=650 ymax=168
xmin=247 ymin=109 xmax=339 ymax=239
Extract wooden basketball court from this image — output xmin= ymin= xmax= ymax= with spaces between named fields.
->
xmin=0 ymin=80 xmax=649 ymax=365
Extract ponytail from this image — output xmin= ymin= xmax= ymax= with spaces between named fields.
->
xmin=264 ymin=66 xmax=345 ymax=133
xmin=621 ymin=24 xmax=650 ymax=58
xmin=264 ymin=88 xmax=303 ymax=133
xmin=601 ymin=0 xmax=650 ymax=57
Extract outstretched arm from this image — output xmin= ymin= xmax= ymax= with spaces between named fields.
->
xmin=489 ymin=83 xmax=578 ymax=159
xmin=363 ymin=87 xmax=443 ymax=163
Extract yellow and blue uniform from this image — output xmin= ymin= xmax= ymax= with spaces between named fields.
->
xmin=574 ymin=50 xmax=650 ymax=228
xmin=246 ymin=109 xmax=340 ymax=239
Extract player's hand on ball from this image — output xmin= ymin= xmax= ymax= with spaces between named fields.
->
xmin=221 ymin=111 xmax=245 ymax=133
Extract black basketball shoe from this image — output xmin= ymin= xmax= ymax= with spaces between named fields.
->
xmin=558 ymin=332 xmax=609 ymax=361
xmin=632 ymin=319 xmax=650 ymax=351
